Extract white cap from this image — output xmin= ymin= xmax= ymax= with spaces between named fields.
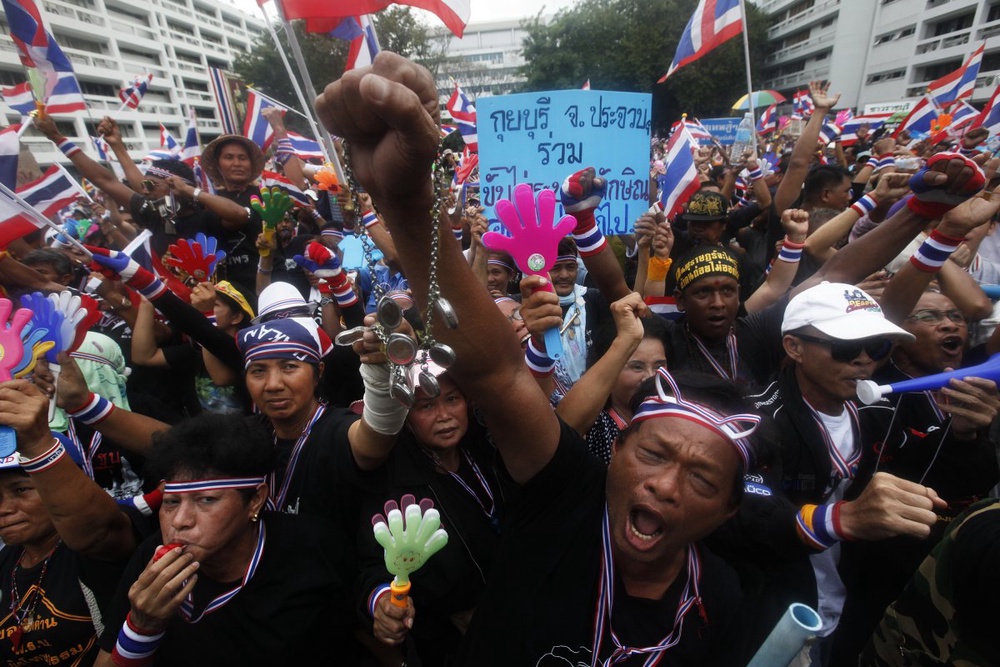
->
xmin=255 ymin=282 xmax=311 ymax=322
xmin=781 ymin=282 xmax=914 ymax=342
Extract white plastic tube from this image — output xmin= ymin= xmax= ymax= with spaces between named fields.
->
xmin=746 ymin=603 xmax=822 ymax=667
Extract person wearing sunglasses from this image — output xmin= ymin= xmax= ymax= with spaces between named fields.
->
xmin=732 ymin=281 xmax=948 ymax=665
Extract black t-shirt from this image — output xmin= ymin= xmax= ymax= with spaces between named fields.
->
xmin=176 ymin=189 xmax=263 ymax=291
xmin=98 ymin=512 xmax=357 ymax=665
xmin=0 ymin=543 xmax=101 ymax=666
xmin=128 ymin=193 xmax=212 ymax=256
xmin=457 ymin=420 xmax=743 ymax=666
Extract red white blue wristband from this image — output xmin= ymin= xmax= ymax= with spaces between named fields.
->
xmin=367 ymin=584 xmax=392 ymax=618
xmin=525 ymin=337 xmax=556 ymax=376
xmin=321 ymin=227 xmax=344 ymax=241
xmin=68 ymin=392 xmax=115 ymax=425
xmin=747 ymin=167 xmax=763 ymax=182
xmin=452 ymin=226 xmax=463 ymax=241
xmin=57 ymin=138 xmax=81 ymax=158
xmin=778 ymin=238 xmax=805 ymax=263
xmin=795 ymin=502 xmax=848 ymax=550
xmin=111 ymin=613 xmax=165 ymax=666
xmin=17 ymin=438 xmax=66 ymax=473
xmin=850 ymin=194 xmax=878 ymax=218
xmin=910 ymin=228 xmax=963 ymax=273
xmin=275 ymin=137 xmax=294 ymax=155
xmin=572 ymin=219 xmax=607 ymax=257
xmin=362 ymin=211 xmax=380 ymax=229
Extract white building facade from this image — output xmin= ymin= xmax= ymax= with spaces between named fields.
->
xmin=0 ymin=0 xmax=264 ymax=167
xmin=759 ymin=0 xmax=1000 ymax=111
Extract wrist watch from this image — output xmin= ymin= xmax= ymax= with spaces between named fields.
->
xmin=192 ymin=187 xmax=202 ymax=201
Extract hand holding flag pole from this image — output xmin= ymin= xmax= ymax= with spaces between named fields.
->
xmin=0 ymin=180 xmax=93 ymax=260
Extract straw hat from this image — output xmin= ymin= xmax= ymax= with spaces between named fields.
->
xmin=200 ymin=135 xmax=265 ymax=186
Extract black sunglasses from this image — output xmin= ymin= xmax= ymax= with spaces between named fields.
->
xmin=794 ymin=333 xmax=892 ymax=363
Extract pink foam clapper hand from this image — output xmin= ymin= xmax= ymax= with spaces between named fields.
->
xmin=482 ymin=183 xmax=576 ymax=359
xmin=0 ymin=298 xmax=32 ymax=457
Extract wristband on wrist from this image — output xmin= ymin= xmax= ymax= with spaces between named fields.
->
xmin=275 ymin=138 xmax=294 ymax=155
xmin=747 ymin=167 xmax=763 ymax=182
xmin=452 ymin=226 xmax=463 ymax=241
xmin=778 ymin=237 xmax=805 ymax=264
xmin=17 ymin=438 xmax=66 ymax=473
xmin=525 ymin=337 xmax=556 ymax=376
xmin=327 ymin=271 xmax=358 ymax=308
xmin=111 ymin=612 xmax=165 ymax=667
xmin=68 ymin=392 xmax=115 ymax=425
xmin=56 ymin=138 xmax=81 ymax=158
xmin=362 ymin=211 xmax=380 ymax=229
xmin=647 ymin=256 xmax=673 ymax=282
xmin=865 ymin=157 xmax=880 ymax=171
xmin=850 ymin=194 xmax=878 ymax=217
xmin=910 ymin=228 xmax=964 ymax=273
xmin=570 ymin=209 xmax=608 ymax=257
xmin=256 ymin=261 xmax=272 ymax=274
xmin=795 ymin=502 xmax=848 ymax=550
xmin=368 ymin=584 xmax=392 ymax=618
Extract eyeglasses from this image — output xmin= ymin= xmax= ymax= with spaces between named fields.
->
xmin=906 ymin=309 xmax=966 ymax=325
xmin=793 ymin=333 xmax=892 ymax=363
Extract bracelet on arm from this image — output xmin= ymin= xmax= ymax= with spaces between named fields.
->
xmin=910 ymin=228 xmax=964 ymax=273
xmin=849 ymin=194 xmax=878 ymax=218
xmin=777 ymin=237 xmax=805 ymax=264
xmin=525 ymin=338 xmax=556 ymax=377
xmin=17 ymin=437 xmax=66 ymax=473
xmin=56 ymin=138 xmax=81 ymax=158
xmin=67 ymin=392 xmax=115 ymax=425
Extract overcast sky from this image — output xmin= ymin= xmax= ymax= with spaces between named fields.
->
xmin=236 ymin=0 xmax=582 ymax=27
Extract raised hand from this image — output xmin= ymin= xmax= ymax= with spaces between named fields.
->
xmin=88 ymin=246 xmax=166 ymax=299
xmin=164 ymin=238 xmax=217 ymax=283
xmin=780 ymin=208 xmax=810 ymax=243
xmin=907 ymin=152 xmax=986 ymax=220
xmin=808 ymin=80 xmax=840 ymax=110
xmin=872 ymin=171 xmax=911 ymax=207
xmin=314 ymin=52 xmax=441 ymax=210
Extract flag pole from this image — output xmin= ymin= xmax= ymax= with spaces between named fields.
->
xmin=54 ymin=162 xmax=94 ymax=203
xmin=737 ymin=0 xmax=758 ymax=155
xmin=0 ymin=181 xmax=93 ymax=258
xmin=245 ymin=86 xmax=312 ymax=121
xmin=258 ymin=2 xmax=345 ymax=182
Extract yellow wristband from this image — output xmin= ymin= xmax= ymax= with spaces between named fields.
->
xmin=647 ymin=256 xmax=673 ymax=282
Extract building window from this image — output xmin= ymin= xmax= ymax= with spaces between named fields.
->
xmin=784 ymin=30 xmax=811 ymax=47
xmin=919 ymin=59 xmax=962 ymax=81
xmin=982 ymin=51 xmax=1000 ymax=71
xmin=786 ymin=0 xmax=815 ymax=19
xmin=79 ymin=81 xmax=117 ymax=97
xmin=988 ymin=3 xmax=1000 ymax=22
xmin=930 ymin=12 xmax=974 ymax=37
xmin=866 ymin=69 xmax=906 ymax=84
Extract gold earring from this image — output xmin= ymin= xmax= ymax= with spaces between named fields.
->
xmin=251 ymin=513 xmax=259 ymax=523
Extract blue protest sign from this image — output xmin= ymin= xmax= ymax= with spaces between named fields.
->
xmin=699 ymin=117 xmax=741 ymax=145
xmin=477 ymin=90 xmax=652 ymax=236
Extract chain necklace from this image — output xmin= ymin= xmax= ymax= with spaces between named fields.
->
xmin=341 ymin=140 xmax=457 ymax=404
xmin=9 ymin=540 xmax=61 ymax=652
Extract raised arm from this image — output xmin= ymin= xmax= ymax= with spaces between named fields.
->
xmin=744 ymin=208 xmax=808 ymax=313
xmin=34 ymin=114 xmax=138 ymax=209
xmin=97 ymin=116 xmax=147 ymax=194
xmin=773 ymin=81 xmax=841 ymax=214
xmin=0 ymin=380 xmax=137 ymax=561
xmin=555 ymin=293 xmax=645 ymax=435
xmin=315 ymin=52 xmax=561 ymax=483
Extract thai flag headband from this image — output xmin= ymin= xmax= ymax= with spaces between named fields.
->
xmin=632 ymin=368 xmax=761 ymax=472
xmin=163 ymin=477 xmax=266 ymax=494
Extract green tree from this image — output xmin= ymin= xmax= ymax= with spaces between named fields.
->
xmin=520 ymin=0 xmax=770 ymax=131
xmin=232 ymin=7 xmax=443 ymax=134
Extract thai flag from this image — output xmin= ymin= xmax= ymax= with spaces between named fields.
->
xmin=657 ymin=124 xmax=700 ymax=219
xmin=2 ymin=0 xmax=85 ymax=113
xmin=927 ymin=42 xmax=984 ymax=108
xmin=0 ymin=124 xmax=20 ymax=190
xmin=243 ymin=88 xmax=286 ymax=151
xmin=181 ymin=108 xmax=200 ymax=165
xmin=658 ymin=0 xmax=742 ymax=82
xmin=971 ymin=85 xmax=1000 ymax=137
xmin=193 ymin=157 xmax=215 ymax=195
xmin=286 ymin=131 xmax=324 ymax=160
xmin=123 ymin=229 xmax=155 ymax=273
xmin=440 ymin=124 xmax=457 ymax=139
xmin=160 ymin=124 xmax=181 ymax=156
xmin=840 ymin=113 xmax=890 ymax=146
xmin=1 ymin=82 xmax=35 ymax=116
xmin=792 ymin=90 xmax=814 ymax=119
xmin=929 ymin=100 xmax=981 ymax=145
xmin=0 ymin=165 xmax=79 ymax=247
xmin=645 ymin=295 xmax=682 ymax=321
xmin=893 ymin=96 xmax=937 ymax=138
xmin=326 ymin=15 xmax=379 ymax=71
xmin=260 ymin=170 xmax=310 ymax=207
xmin=757 ymin=104 xmax=777 ymax=135
xmin=119 ymin=73 xmax=152 ymax=110
xmin=283 ymin=0 xmax=469 ymax=37
xmin=818 ymin=119 xmax=842 ymax=145
xmin=209 ymin=67 xmax=237 ymax=135
xmin=447 ymin=81 xmax=478 ymax=152
xmin=684 ymin=118 xmax=715 ymax=145
xmin=91 ymin=135 xmax=109 ymax=161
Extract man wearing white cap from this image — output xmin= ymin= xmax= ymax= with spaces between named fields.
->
xmin=739 ymin=281 xmax=945 ymax=664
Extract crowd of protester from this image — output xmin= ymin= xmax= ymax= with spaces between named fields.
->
xmin=0 ymin=54 xmax=999 ymax=666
